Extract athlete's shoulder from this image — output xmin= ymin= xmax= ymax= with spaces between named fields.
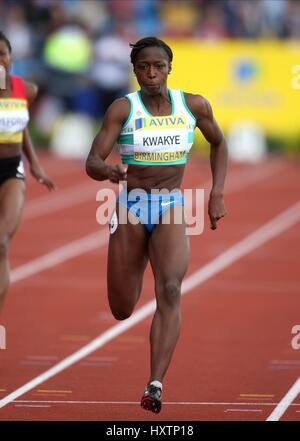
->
xmin=182 ymin=92 xmax=213 ymax=120
xmin=9 ymin=75 xmax=36 ymax=103
xmin=104 ymin=97 xmax=131 ymax=124
xmin=24 ymin=80 xmax=38 ymax=104
xmin=9 ymin=75 xmax=33 ymax=101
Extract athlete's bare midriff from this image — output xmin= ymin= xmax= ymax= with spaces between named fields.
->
xmin=0 ymin=143 xmax=22 ymax=158
xmin=126 ymin=163 xmax=185 ymax=192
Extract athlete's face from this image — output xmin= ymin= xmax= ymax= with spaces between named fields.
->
xmin=0 ymin=40 xmax=11 ymax=75
xmin=133 ymin=46 xmax=171 ymax=96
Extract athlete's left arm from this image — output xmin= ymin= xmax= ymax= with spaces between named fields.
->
xmin=22 ymin=81 xmax=55 ymax=191
xmin=186 ymin=94 xmax=228 ymax=230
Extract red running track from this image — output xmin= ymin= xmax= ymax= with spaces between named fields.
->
xmin=0 ymin=153 xmax=299 ymax=421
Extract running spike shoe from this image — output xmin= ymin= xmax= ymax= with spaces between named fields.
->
xmin=140 ymin=384 xmax=162 ymax=414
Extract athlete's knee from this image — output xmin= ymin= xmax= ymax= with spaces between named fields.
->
xmin=108 ymin=283 xmax=141 ymax=321
xmin=111 ymin=306 xmax=133 ymax=321
xmin=108 ymin=296 xmax=134 ymax=321
xmin=156 ymin=279 xmax=181 ymax=308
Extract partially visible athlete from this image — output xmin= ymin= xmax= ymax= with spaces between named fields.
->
xmin=86 ymin=37 xmax=227 ymax=414
xmin=0 ymin=31 xmax=55 ymax=310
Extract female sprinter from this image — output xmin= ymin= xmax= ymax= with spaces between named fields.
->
xmin=0 ymin=31 xmax=55 ymax=310
xmin=86 ymin=37 xmax=227 ymax=414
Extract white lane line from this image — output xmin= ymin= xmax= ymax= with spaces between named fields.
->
xmin=225 ymin=409 xmax=262 ymax=413
xmin=223 ymin=161 xmax=282 ymax=193
xmin=12 ymin=400 xmax=300 ymax=406
xmin=11 ymin=230 xmax=108 ymax=284
xmin=11 ymin=162 xmax=284 ymax=285
xmin=14 ymin=405 xmax=51 ymax=408
xmin=266 ymin=376 xmax=300 ymax=421
xmin=2 ymin=200 xmax=300 ymax=410
xmin=23 ymin=181 xmax=102 ymax=221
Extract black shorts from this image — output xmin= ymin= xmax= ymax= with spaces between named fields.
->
xmin=0 ymin=155 xmax=25 ymax=186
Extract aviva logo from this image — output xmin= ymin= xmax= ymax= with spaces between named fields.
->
xmin=135 ymin=115 xmax=186 ymax=131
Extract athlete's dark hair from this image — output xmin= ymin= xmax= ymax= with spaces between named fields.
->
xmin=0 ymin=31 xmax=12 ymax=53
xmin=129 ymin=37 xmax=173 ymax=65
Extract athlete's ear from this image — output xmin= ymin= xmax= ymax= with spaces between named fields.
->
xmin=168 ymin=63 xmax=172 ymax=74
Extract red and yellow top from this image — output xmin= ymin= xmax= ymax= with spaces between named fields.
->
xmin=0 ymin=75 xmax=29 ymax=144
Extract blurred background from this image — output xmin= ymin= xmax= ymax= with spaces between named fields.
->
xmin=1 ymin=0 xmax=300 ymax=160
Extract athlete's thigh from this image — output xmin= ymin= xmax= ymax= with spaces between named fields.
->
xmin=107 ymin=204 xmax=149 ymax=306
xmin=148 ymin=206 xmax=190 ymax=283
xmin=0 ymin=179 xmax=25 ymax=238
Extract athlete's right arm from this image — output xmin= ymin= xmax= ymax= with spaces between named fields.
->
xmin=85 ymin=98 xmax=130 ymax=182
